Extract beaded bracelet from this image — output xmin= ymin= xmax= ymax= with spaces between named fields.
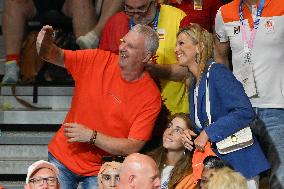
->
xmin=89 ymin=130 xmax=97 ymax=145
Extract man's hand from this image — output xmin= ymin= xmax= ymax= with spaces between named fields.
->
xmin=194 ymin=130 xmax=209 ymax=151
xmin=36 ymin=25 xmax=54 ymax=55
xmin=63 ymin=123 xmax=93 ymax=143
xmin=149 ymin=55 xmax=159 ymax=65
xmin=181 ymin=129 xmax=197 ymax=151
xmin=36 ymin=25 xmax=64 ymax=67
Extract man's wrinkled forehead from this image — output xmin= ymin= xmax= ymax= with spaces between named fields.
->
xmin=124 ymin=30 xmax=145 ymax=48
xmin=30 ymin=167 xmax=57 ymax=179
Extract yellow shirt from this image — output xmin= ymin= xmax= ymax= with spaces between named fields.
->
xmin=156 ymin=5 xmax=188 ymax=114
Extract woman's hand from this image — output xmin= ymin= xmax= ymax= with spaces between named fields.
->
xmin=194 ymin=130 xmax=209 ymax=151
xmin=63 ymin=123 xmax=93 ymax=143
xmin=146 ymin=55 xmax=159 ymax=66
xmin=181 ymin=129 xmax=197 ymax=151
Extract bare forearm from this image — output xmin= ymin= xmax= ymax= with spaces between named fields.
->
xmin=95 ymin=132 xmax=145 ymax=155
xmin=40 ymin=44 xmax=64 ymax=67
xmin=146 ymin=63 xmax=188 ymax=81
xmin=215 ymin=52 xmax=230 ymax=67
xmin=214 ymin=36 xmax=230 ymax=68
xmin=95 ymin=0 xmax=123 ymax=36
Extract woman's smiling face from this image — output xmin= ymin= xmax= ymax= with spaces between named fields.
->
xmin=163 ymin=117 xmax=188 ymax=151
xmin=175 ymin=32 xmax=199 ymax=67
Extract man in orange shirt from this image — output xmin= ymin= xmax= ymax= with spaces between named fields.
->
xmin=36 ymin=24 xmax=161 ymax=189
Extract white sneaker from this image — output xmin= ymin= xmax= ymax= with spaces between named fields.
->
xmin=76 ymin=31 xmax=99 ymax=49
xmin=1 ymin=60 xmax=20 ymax=84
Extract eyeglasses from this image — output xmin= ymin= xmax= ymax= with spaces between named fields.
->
xmin=124 ymin=1 xmax=153 ymax=15
xmin=166 ymin=123 xmax=185 ymax=135
xmin=29 ymin=177 xmax=58 ymax=187
xmin=102 ymin=174 xmax=120 ymax=182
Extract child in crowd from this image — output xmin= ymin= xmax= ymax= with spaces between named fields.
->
xmin=98 ymin=161 xmax=122 ymax=189
xmin=148 ymin=113 xmax=197 ymax=189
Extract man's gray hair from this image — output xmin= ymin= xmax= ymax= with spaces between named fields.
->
xmin=131 ymin=24 xmax=159 ymax=55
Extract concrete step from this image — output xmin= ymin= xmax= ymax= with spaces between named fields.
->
xmin=0 ymin=145 xmax=48 ymax=175
xmin=0 ymin=110 xmax=67 ymax=124
xmin=0 ymin=181 xmax=84 ymax=189
xmin=1 ymin=95 xmax=72 ymax=109
xmin=0 ymin=145 xmax=47 ymax=160
xmin=0 ymin=35 xmax=5 ymax=76
xmin=0 ymin=160 xmax=48 ymax=175
xmin=0 ymin=181 xmax=25 ymax=189
xmin=0 ymin=124 xmax=60 ymax=131
xmin=0 ymin=59 xmax=4 ymax=76
xmin=1 ymin=86 xmax=74 ymax=96
xmin=0 ymin=131 xmax=55 ymax=144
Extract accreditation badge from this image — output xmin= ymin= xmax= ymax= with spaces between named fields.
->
xmin=194 ymin=0 xmax=203 ymax=10
xmin=157 ymin=28 xmax=166 ymax=40
xmin=265 ymin=18 xmax=275 ymax=34
xmin=234 ymin=51 xmax=257 ymax=97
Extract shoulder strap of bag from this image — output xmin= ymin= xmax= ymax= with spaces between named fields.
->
xmin=11 ymin=86 xmax=52 ymax=110
xmin=205 ymin=62 xmax=216 ymax=125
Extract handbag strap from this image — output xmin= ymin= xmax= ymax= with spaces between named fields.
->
xmin=11 ymin=86 xmax=52 ymax=110
xmin=205 ymin=62 xmax=215 ymax=125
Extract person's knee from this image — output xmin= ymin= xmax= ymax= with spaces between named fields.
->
xmin=4 ymin=0 xmax=37 ymax=18
xmin=62 ymin=0 xmax=95 ymax=18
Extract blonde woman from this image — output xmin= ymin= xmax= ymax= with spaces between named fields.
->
xmin=207 ymin=167 xmax=249 ymax=189
xmin=147 ymin=23 xmax=270 ymax=189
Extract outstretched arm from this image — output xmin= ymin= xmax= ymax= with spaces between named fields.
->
xmin=36 ymin=25 xmax=64 ymax=67
xmin=146 ymin=62 xmax=189 ymax=81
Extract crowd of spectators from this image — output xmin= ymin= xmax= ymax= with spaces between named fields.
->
xmin=1 ymin=0 xmax=283 ymax=188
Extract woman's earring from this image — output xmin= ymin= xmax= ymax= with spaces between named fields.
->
xmin=195 ymin=53 xmax=200 ymax=64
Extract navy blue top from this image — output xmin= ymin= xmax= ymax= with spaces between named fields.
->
xmin=189 ymin=62 xmax=270 ymax=178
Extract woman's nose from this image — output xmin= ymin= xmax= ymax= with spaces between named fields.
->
xmin=174 ymin=45 xmax=179 ymax=54
xmin=167 ymin=127 xmax=174 ymax=135
xmin=110 ymin=177 xmax=117 ymax=187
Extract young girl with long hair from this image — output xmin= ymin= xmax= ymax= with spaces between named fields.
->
xmin=148 ymin=113 xmax=197 ymax=189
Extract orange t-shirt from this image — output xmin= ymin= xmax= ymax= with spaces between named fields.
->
xmin=48 ymin=49 xmax=161 ymax=176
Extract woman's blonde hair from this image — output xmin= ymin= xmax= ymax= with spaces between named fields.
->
xmin=177 ymin=23 xmax=214 ymax=83
xmin=207 ymin=167 xmax=249 ymax=189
